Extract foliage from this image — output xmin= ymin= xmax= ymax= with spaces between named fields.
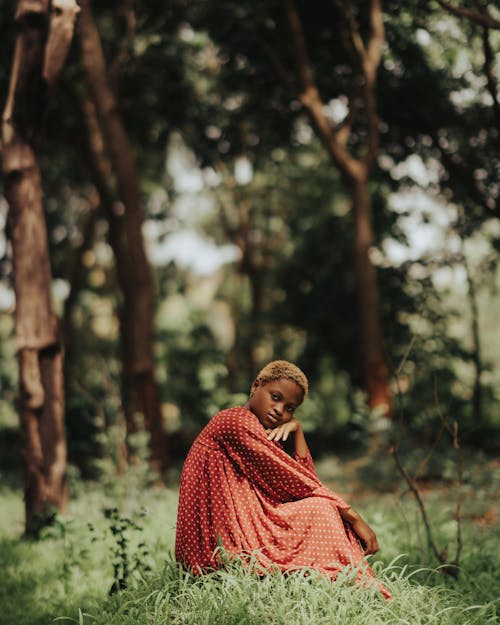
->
xmin=101 ymin=507 xmax=152 ymax=595
xmin=1 ymin=0 xmax=500 ymax=473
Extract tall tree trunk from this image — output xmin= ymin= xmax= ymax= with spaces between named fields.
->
xmin=77 ymin=0 xmax=168 ymax=471
xmin=1 ymin=0 xmax=78 ymax=534
xmin=283 ymin=0 xmax=392 ymax=416
xmin=351 ymin=178 xmax=391 ymax=411
xmin=457 ymin=224 xmax=483 ymax=423
xmin=465 ymin=257 xmax=482 ymax=424
xmin=216 ymin=178 xmax=262 ymax=384
xmin=77 ymin=94 xmax=130 ymax=472
xmin=62 ymin=193 xmax=99 ymax=381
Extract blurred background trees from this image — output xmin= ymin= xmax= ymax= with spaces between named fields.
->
xmin=1 ymin=0 xmax=499 ymax=530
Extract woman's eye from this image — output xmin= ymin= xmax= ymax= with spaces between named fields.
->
xmin=272 ymin=394 xmax=279 ymax=400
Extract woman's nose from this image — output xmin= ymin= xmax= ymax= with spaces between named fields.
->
xmin=274 ymin=403 xmax=283 ymax=416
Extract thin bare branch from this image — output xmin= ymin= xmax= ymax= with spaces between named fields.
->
xmin=396 ymin=334 xmax=417 ymax=376
xmin=482 ymin=26 xmax=500 ymax=136
xmin=109 ymin=0 xmax=136 ymax=82
xmin=452 ymin=421 xmax=464 ymax=566
xmin=436 ymin=139 xmax=499 ymax=218
xmin=43 ymin=0 xmax=80 ymax=86
xmin=258 ymin=39 xmax=297 ymax=98
xmin=391 ymin=332 xmax=462 ymax=577
xmin=282 ymin=0 xmax=315 ymax=90
xmin=432 ymin=382 xmax=464 ymax=571
xmin=435 ymin=0 xmax=500 ymax=30
xmin=391 ymin=444 xmax=445 ymax=565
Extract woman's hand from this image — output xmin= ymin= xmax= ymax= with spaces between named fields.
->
xmin=351 ymin=517 xmax=379 ymax=555
xmin=340 ymin=508 xmax=379 ymax=555
xmin=266 ymin=418 xmax=302 ymax=442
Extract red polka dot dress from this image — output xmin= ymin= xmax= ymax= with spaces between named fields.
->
xmin=175 ymin=406 xmax=390 ymax=598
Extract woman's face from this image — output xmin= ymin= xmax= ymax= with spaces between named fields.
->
xmin=247 ymin=378 xmax=304 ymax=429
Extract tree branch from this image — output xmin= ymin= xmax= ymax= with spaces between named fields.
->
xmin=282 ymin=0 xmax=364 ymax=180
xmin=109 ymin=0 xmax=136 ymax=83
xmin=435 ymin=0 xmax=500 ymax=30
xmin=391 ymin=444 xmax=446 ymax=566
xmin=42 ymin=0 xmax=80 ymax=86
xmin=436 ymin=139 xmax=499 ymax=218
xmin=282 ymin=0 xmax=315 ymax=90
xmin=366 ymin=0 xmax=384 ymax=81
xmin=433 ymin=381 xmax=463 ymax=570
xmin=331 ymin=0 xmax=383 ymax=172
xmin=482 ymin=26 xmax=500 ymax=137
xmin=258 ymin=39 xmax=297 ymax=98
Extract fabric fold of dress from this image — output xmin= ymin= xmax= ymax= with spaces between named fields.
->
xmin=175 ymin=406 xmax=390 ymax=599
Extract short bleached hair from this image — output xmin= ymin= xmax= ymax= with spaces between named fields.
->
xmin=253 ymin=360 xmax=308 ymax=398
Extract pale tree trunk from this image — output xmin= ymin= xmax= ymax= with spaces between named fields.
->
xmin=2 ymin=0 xmax=79 ymax=535
xmin=456 ymin=217 xmax=483 ymax=424
xmin=62 ymin=192 xmax=99 ymax=381
xmin=283 ymin=0 xmax=392 ymax=417
xmin=74 ymin=93 xmax=130 ymax=473
xmin=215 ymin=172 xmax=263 ymax=384
xmin=77 ymin=0 xmax=168 ymax=471
xmin=464 ymin=255 xmax=482 ymax=423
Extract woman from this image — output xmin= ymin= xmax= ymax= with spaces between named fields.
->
xmin=175 ymin=360 xmax=390 ymax=598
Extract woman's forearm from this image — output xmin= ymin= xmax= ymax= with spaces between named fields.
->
xmin=339 ymin=506 xmax=360 ymax=523
xmin=294 ymin=423 xmax=309 ymax=457
xmin=339 ymin=507 xmax=380 ymax=554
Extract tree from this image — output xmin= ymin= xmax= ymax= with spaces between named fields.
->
xmin=1 ymin=0 xmax=79 ymax=535
xmin=189 ymin=0 xmax=393 ymax=416
xmin=379 ymin=0 xmax=499 ymax=425
xmin=77 ymin=0 xmax=168 ymax=472
xmin=281 ymin=0 xmax=391 ymax=416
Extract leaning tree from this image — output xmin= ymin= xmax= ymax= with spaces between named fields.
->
xmin=1 ymin=0 xmax=79 ymax=535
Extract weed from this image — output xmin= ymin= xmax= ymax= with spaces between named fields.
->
xmin=103 ymin=506 xmax=152 ymax=595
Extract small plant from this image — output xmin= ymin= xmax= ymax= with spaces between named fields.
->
xmin=103 ymin=507 xmax=152 ymax=595
xmin=392 ymin=342 xmax=465 ymax=577
xmin=40 ymin=515 xmax=91 ymax=594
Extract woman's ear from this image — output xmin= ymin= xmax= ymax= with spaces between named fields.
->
xmin=250 ymin=380 xmax=260 ymax=396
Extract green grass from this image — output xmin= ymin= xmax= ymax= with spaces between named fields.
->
xmin=0 ymin=458 xmax=498 ymax=625
xmin=72 ymin=557 xmax=498 ymax=625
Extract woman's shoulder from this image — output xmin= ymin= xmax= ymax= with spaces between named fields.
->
xmin=212 ymin=405 xmax=252 ymax=426
xmin=210 ymin=406 xmax=261 ymax=437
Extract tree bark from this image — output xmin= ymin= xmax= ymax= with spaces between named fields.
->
xmin=62 ymin=191 xmax=99 ymax=381
xmin=457 ymin=223 xmax=483 ymax=424
xmin=77 ymin=0 xmax=168 ymax=471
xmin=351 ymin=178 xmax=391 ymax=412
xmin=76 ymin=93 xmax=130 ymax=472
xmin=1 ymin=0 xmax=77 ymax=534
xmin=465 ymin=257 xmax=482 ymax=424
xmin=282 ymin=0 xmax=392 ymax=416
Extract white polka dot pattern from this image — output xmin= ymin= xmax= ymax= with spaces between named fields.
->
xmin=175 ymin=406 xmax=390 ymax=598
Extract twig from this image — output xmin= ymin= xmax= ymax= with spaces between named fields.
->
xmin=433 ymin=382 xmax=464 ymax=571
xmin=435 ymin=0 xmax=500 ymax=30
xmin=481 ymin=26 xmax=500 ymax=138
xmin=396 ymin=334 xmax=417 ymax=377
xmin=390 ymin=330 xmax=462 ymax=577
xmin=390 ymin=444 xmax=446 ymax=566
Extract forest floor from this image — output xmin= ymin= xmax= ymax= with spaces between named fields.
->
xmin=0 ymin=448 xmax=499 ymax=625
